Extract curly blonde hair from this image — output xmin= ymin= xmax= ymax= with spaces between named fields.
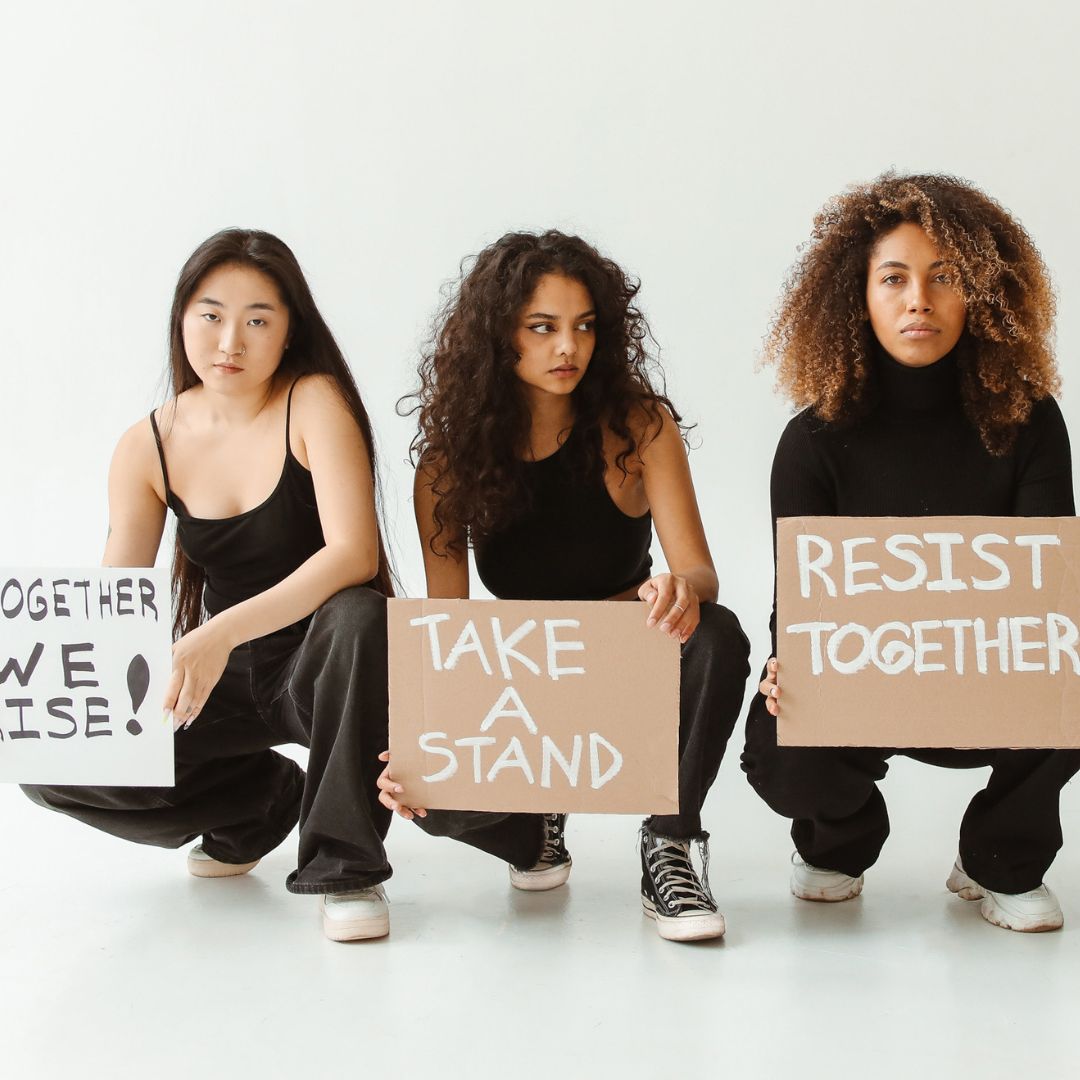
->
xmin=765 ymin=173 xmax=1059 ymax=454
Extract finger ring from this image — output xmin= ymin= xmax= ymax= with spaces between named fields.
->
xmin=671 ymin=603 xmax=686 ymax=612
xmin=187 ymin=704 xmax=199 ymax=716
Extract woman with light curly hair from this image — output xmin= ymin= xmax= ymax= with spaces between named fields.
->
xmin=383 ymin=229 xmax=751 ymax=941
xmin=742 ymin=173 xmax=1077 ymax=932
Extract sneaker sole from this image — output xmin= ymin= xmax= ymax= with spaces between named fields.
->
xmin=790 ymin=875 xmax=864 ymax=902
xmin=322 ymin=913 xmax=390 ymax=942
xmin=979 ymin=897 xmax=1063 ymax=933
xmin=508 ymin=857 xmax=572 ymax=892
xmin=641 ymin=896 xmax=726 ymax=941
xmin=187 ymin=856 xmax=260 ymax=879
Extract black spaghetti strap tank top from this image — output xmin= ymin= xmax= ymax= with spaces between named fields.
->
xmin=473 ymin=427 xmax=653 ymax=601
xmin=149 ymin=380 xmax=326 ymax=618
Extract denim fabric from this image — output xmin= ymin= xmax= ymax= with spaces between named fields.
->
xmin=741 ymin=672 xmax=1080 ymax=893
xmin=416 ymin=601 xmax=753 ymax=857
xmin=23 ymin=586 xmax=392 ymax=896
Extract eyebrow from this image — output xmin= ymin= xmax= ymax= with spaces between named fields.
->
xmin=196 ymin=296 xmax=279 ymax=311
xmin=874 ymin=260 xmax=944 ymax=271
xmin=525 ymin=309 xmax=597 ymax=320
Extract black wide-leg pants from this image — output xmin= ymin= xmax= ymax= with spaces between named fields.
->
xmin=741 ymin=676 xmax=1080 ymax=894
xmin=415 ymin=601 xmax=752 ymax=862
xmin=22 ymin=587 xmax=393 ymax=896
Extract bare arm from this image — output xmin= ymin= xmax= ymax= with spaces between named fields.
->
xmin=413 ymin=461 xmax=470 ymax=599
xmin=102 ymin=419 xmax=168 ymax=568
xmin=637 ymin=406 xmax=719 ymax=641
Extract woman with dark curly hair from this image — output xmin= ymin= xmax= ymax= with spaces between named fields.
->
xmin=743 ymin=173 xmax=1077 ymax=932
xmin=384 ymin=230 xmax=751 ymax=941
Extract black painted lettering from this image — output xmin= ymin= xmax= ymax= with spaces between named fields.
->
xmin=1 ymin=579 xmax=24 ymax=618
xmin=139 ymin=578 xmax=158 ymax=621
xmin=72 ymin=580 xmax=91 ymax=618
xmin=5 ymin=699 xmax=40 ymax=740
xmin=115 ymin=578 xmax=133 ymax=615
xmin=0 ymin=642 xmax=44 ymax=687
xmin=98 ymin=580 xmax=113 ymax=617
xmin=61 ymin=643 xmax=98 ymax=688
xmin=26 ymin=579 xmax=47 ymax=621
xmin=46 ymin=698 xmax=77 ymax=739
xmin=52 ymin=579 xmax=71 ymax=617
xmin=85 ymin=697 xmax=111 ymax=737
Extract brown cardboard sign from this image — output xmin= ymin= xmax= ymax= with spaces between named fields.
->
xmin=776 ymin=516 xmax=1080 ymax=748
xmin=388 ymin=599 xmax=680 ymax=813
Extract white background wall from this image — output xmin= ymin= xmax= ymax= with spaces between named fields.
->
xmin=3 ymin=7 xmax=1080 ymax=1076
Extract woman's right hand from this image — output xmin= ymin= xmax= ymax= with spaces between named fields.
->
xmin=376 ymin=751 xmax=427 ymax=820
xmin=760 ymin=656 xmax=780 ymax=716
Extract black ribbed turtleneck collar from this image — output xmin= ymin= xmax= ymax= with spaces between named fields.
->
xmin=873 ymin=343 xmax=961 ymax=414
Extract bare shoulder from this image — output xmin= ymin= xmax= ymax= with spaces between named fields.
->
xmin=625 ymin=401 xmax=683 ymax=457
xmin=289 ymin=372 xmax=350 ymax=416
xmin=113 ymin=411 xmax=161 ymax=472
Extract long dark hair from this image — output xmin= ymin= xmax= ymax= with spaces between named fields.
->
xmin=401 ymin=229 xmax=682 ymax=553
xmin=163 ymin=228 xmax=394 ymax=638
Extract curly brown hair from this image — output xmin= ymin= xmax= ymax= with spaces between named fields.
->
xmin=402 ymin=230 xmax=682 ymax=552
xmin=764 ymin=172 xmax=1059 ymax=454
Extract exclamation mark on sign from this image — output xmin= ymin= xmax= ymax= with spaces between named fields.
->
xmin=126 ymin=654 xmax=150 ymax=736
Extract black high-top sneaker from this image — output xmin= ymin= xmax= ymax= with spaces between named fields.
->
xmin=509 ymin=814 xmax=572 ymax=891
xmin=640 ymin=824 xmax=725 ymax=941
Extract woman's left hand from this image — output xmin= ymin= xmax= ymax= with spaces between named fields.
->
xmin=163 ymin=620 xmax=234 ymax=731
xmin=638 ymin=573 xmax=699 ymax=643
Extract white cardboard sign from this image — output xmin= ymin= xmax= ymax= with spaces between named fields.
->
xmin=0 ymin=569 xmax=173 ymax=785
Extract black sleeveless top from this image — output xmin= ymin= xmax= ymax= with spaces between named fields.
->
xmin=473 ymin=427 xmax=653 ymax=601
xmin=150 ymin=381 xmax=326 ymax=618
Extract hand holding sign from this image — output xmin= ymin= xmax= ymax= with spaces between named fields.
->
xmin=376 ymin=750 xmax=427 ymax=819
xmin=638 ymin=573 xmax=699 ymax=643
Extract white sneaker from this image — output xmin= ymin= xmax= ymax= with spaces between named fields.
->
xmin=320 ymin=885 xmax=390 ymax=941
xmin=946 ymin=857 xmax=1063 ymax=933
xmin=789 ymin=852 xmax=864 ymax=902
xmin=509 ymin=813 xmax=572 ymax=892
xmin=187 ymin=843 xmax=260 ymax=879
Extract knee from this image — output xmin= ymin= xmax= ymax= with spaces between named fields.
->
xmin=312 ymin=586 xmax=387 ymax=642
xmin=687 ymin=602 xmax=751 ymax=676
xmin=415 ymin=808 xmax=515 ymax=839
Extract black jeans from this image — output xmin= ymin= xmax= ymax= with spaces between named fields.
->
xmin=22 ymin=586 xmax=392 ymax=896
xmin=416 ymin=601 xmax=752 ymax=860
xmin=741 ymin=672 xmax=1080 ymax=894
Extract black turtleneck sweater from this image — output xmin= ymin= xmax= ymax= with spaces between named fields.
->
xmin=767 ymin=350 xmax=1075 ymax=642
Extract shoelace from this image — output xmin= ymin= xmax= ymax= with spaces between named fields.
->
xmin=538 ymin=814 xmax=566 ymax=864
xmin=644 ymin=832 xmax=715 ymax=911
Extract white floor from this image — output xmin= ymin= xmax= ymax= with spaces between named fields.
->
xmin=4 ymin=755 xmax=1079 ymax=1080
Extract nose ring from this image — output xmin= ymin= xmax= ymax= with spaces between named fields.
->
xmin=239 ymin=345 xmax=246 ymax=357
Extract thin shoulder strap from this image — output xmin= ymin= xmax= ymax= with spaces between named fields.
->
xmin=148 ymin=411 xmax=173 ymax=495
xmin=285 ymin=377 xmax=301 ymax=456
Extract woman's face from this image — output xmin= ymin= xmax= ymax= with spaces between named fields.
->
xmin=866 ymin=222 xmax=967 ymax=368
xmin=181 ymin=263 xmax=291 ymax=390
xmin=511 ymin=273 xmax=596 ymax=402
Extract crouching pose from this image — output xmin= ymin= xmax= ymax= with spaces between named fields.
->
xmin=385 ymin=230 xmax=751 ymax=941
xmin=742 ymin=174 xmax=1078 ymax=932
xmin=24 ymin=230 xmax=396 ymax=942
